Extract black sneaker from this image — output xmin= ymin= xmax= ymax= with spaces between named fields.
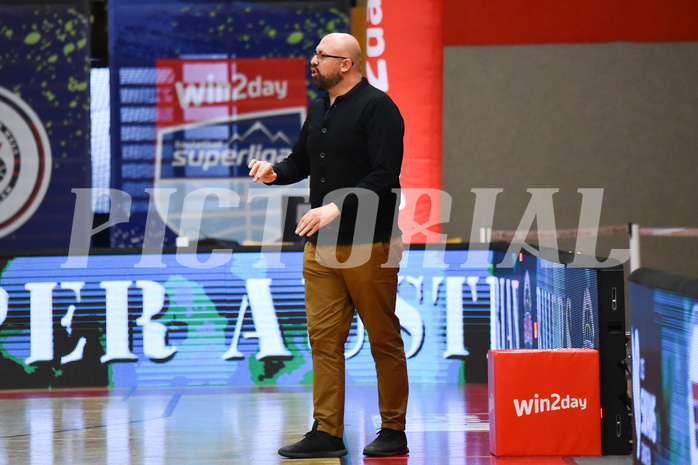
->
xmin=278 ymin=421 xmax=348 ymax=459
xmin=363 ymin=428 xmax=409 ymax=456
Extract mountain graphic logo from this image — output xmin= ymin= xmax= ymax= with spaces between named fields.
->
xmin=225 ymin=120 xmax=292 ymax=145
xmin=155 ymin=107 xmax=305 ymax=176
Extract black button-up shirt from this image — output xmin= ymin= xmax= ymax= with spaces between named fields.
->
xmin=271 ymin=78 xmax=404 ymax=244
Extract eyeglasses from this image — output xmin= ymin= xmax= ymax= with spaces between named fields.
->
xmin=312 ymin=51 xmax=350 ymax=63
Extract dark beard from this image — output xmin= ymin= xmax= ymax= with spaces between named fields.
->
xmin=312 ymin=70 xmax=342 ymax=92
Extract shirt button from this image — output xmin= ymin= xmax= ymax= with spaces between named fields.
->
xmin=320 ymin=152 xmax=326 ymax=158
xmin=321 ymin=127 xmax=327 ymax=133
xmin=320 ymin=177 xmax=326 ymax=183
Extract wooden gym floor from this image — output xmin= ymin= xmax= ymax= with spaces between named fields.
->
xmin=0 ymin=383 xmax=631 ymax=465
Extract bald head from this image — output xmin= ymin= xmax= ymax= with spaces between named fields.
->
xmin=312 ymin=33 xmax=364 ymax=99
xmin=319 ymin=33 xmax=362 ymax=73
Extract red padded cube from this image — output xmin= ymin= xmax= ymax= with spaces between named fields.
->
xmin=488 ymin=349 xmax=602 ymax=457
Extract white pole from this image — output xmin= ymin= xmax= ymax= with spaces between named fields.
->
xmin=629 ymin=223 xmax=641 ymax=272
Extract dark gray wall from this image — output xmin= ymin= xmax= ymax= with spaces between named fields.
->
xmin=442 ymin=42 xmax=698 ymax=279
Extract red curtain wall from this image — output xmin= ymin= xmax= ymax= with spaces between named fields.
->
xmin=357 ymin=0 xmax=697 ymax=243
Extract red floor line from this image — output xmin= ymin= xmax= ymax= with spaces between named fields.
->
xmin=0 ymin=387 xmax=111 ymax=399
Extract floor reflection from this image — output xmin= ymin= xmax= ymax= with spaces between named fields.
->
xmin=0 ymin=384 xmax=630 ymax=465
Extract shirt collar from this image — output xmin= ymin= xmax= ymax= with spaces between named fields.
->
xmin=322 ymin=77 xmax=369 ymax=105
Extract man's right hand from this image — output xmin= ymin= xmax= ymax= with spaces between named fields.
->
xmin=248 ymin=159 xmax=277 ymax=183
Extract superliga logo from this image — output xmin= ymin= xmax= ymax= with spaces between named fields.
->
xmin=0 ymin=87 xmax=52 ymax=238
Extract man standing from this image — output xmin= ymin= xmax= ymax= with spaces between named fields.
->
xmin=248 ymin=33 xmax=408 ymax=458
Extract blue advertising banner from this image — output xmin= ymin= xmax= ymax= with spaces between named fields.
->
xmin=109 ymin=0 xmax=350 ymax=247
xmin=0 ymin=1 xmax=91 ymax=250
xmin=0 ymin=244 xmax=620 ymax=390
xmin=0 ymin=248 xmax=493 ymax=388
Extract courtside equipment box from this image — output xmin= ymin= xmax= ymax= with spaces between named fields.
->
xmin=488 ymin=349 xmax=602 ymax=457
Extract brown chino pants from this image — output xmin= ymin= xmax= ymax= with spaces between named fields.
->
xmin=303 ymin=237 xmax=408 ymax=438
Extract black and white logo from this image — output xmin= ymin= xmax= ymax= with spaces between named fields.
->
xmin=0 ymin=87 xmax=52 ymax=238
